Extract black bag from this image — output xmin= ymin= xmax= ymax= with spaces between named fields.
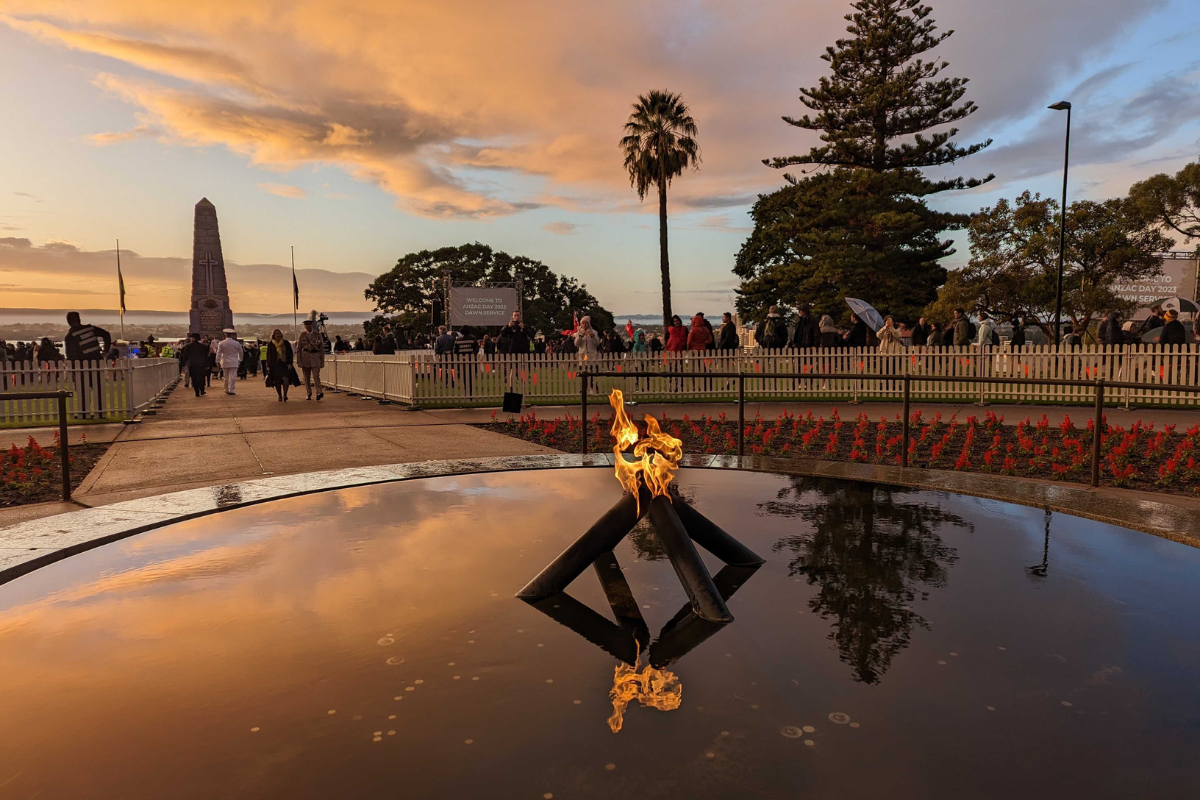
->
xmin=288 ymin=366 xmax=302 ymax=387
xmin=502 ymin=392 xmax=523 ymax=413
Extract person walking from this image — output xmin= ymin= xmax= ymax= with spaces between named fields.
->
xmin=845 ymin=313 xmax=868 ymax=348
xmin=573 ymin=315 xmax=601 ymax=361
xmin=952 ymin=309 xmax=973 ymax=347
xmin=790 ymin=305 xmax=818 ymax=349
xmin=215 ymin=329 xmax=243 ymax=394
xmin=718 ymin=312 xmax=740 ymax=350
xmin=754 ymin=306 xmax=788 ymax=349
xmin=976 ymin=311 xmax=996 ymax=348
xmin=296 ymin=318 xmax=325 ymax=400
xmin=877 ymin=316 xmax=904 ymax=353
xmin=178 ymin=333 xmax=210 ymax=397
xmin=265 ymin=329 xmax=295 ymax=401
xmin=910 ymin=317 xmax=929 ymax=347
xmin=497 ymin=311 xmax=531 ymax=355
xmin=687 ymin=313 xmax=712 ymax=350
xmin=63 ymin=310 xmax=112 ymax=419
xmin=665 ymin=315 xmax=688 ymax=352
xmin=36 ymin=337 xmax=62 ymax=366
xmin=1160 ymin=309 xmax=1187 ymax=345
xmin=817 ymin=315 xmax=840 ymax=348
xmin=1009 ymin=317 xmax=1026 ymax=348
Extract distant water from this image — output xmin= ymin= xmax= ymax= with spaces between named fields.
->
xmin=0 ymin=308 xmax=376 ymax=326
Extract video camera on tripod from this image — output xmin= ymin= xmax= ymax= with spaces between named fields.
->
xmin=307 ymin=310 xmax=332 ymax=353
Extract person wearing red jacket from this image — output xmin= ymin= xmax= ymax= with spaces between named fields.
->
xmin=687 ymin=314 xmax=712 ymax=350
xmin=665 ymin=315 xmax=688 ymax=352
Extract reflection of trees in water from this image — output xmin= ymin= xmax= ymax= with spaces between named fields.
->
xmin=765 ymin=478 xmax=968 ymax=684
xmin=628 ymin=516 xmax=668 ymax=561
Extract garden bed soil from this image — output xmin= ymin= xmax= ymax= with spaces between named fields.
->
xmin=476 ymin=407 xmax=1200 ymax=497
xmin=1 ymin=441 xmax=109 ymax=508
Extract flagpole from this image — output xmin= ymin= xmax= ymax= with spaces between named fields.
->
xmin=116 ymin=238 xmax=125 ymax=339
xmin=291 ymin=245 xmax=297 ymax=340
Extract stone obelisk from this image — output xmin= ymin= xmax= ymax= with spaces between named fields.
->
xmin=188 ymin=197 xmax=234 ymax=337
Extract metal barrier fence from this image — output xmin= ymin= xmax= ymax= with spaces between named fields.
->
xmin=325 ymin=345 xmax=1200 ymax=410
xmin=577 ymin=370 xmax=1200 ymax=488
xmin=1 ymin=391 xmax=73 ymax=500
xmin=1 ymin=359 xmax=180 ymax=426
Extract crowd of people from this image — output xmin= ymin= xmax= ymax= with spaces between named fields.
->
xmin=175 ymin=319 xmax=326 ymax=401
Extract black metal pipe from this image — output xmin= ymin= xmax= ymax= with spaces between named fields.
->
xmin=58 ymin=392 xmax=70 ymax=502
xmin=1091 ymin=379 xmax=1104 ymax=487
xmin=523 ymin=593 xmax=639 ymax=665
xmin=737 ymin=374 xmax=745 ymax=458
xmin=672 ymin=496 xmax=764 ymax=566
xmin=649 ymin=565 xmax=760 ymax=667
xmin=593 ymin=550 xmax=649 ymax=649
xmin=515 ymin=488 xmax=649 ymax=600
xmin=901 ymin=375 xmax=911 ymax=469
xmin=581 ymin=372 xmax=588 ymax=455
xmin=647 ymin=495 xmax=732 ymax=623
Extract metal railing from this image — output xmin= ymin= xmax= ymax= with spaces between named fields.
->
xmin=578 ymin=370 xmax=1200 ymax=488
xmin=0 ymin=358 xmax=178 ymax=425
xmin=2 ymin=391 xmax=73 ymax=500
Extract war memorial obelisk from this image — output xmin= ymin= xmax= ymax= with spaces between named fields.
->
xmin=188 ymin=197 xmax=234 ymax=337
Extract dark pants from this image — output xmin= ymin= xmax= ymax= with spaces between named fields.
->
xmin=189 ymin=367 xmax=208 ymax=396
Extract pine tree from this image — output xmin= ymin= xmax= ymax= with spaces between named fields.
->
xmin=736 ymin=0 xmax=992 ymax=325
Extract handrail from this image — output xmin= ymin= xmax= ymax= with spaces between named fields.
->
xmin=0 ymin=390 xmax=73 ymax=500
xmin=577 ymin=370 xmax=1200 ymax=488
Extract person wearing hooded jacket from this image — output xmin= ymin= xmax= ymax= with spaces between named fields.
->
xmin=687 ymin=314 xmax=712 ymax=350
xmin=665 ymin=315 xmax=688 ymax=352
xmin=818 ymin=315 xmax=840 ymax=348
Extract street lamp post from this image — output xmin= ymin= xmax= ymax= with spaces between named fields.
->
xmin=1049 ymin=101 xmax=1072 ymax=349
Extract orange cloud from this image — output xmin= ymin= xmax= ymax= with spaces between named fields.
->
xmin=257 ymin=182 xmax=307 ymax=199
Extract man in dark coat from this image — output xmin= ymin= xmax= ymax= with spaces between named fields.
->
xmin=64 ymin=311 xmax=113 ymax=418
xmin=1009 ymin=317 xmax=1026 ymax=348
xmin=910 ymin=317 xmax=929 ymax=346
xmin=718 ymin=312 xmax=740 ymax=350
xmin=1160 ymin=310 xmax=1187 ymax=345
xmin=496 ymin=311 xmax=531 ymax=355
xmin=790 ymin=305 xmax=818 ymax=349
xmin=754 ymin=306 xmax=789 ymax=349
xmin=179 ymin=333 xmax=210 ymax=397
xmin=845 ymin=313 xmax=868 ymax=348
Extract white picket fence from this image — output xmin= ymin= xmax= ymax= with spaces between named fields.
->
xmin=324 ymin=345 xmax=1200 ymax=409
xmin=1 ymin=358 xmax=180 ymax=426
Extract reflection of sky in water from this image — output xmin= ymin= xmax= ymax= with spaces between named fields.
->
xmin=0 ymin=469 xmax=1198 ymax=800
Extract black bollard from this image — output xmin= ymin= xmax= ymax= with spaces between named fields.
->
xmin=672 ymin=496 xmax=765 ymax=567
xmin=647 ymin=496 xmax=733 ymax=623
xmin=515 ymin=487 xmax=651 ymax=600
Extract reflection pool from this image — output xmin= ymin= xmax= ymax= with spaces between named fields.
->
xmin=1 ymin=468 xmax=1199 ymax=799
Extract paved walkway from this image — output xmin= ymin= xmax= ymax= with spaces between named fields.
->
xmin=3 ymin=386 xmax=1199 ymax=531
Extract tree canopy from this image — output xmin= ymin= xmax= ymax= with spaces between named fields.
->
xmin=1127 ymin=160 xmax=1200 ymax=245
xmin=928 ymin=191 xmax=1171 ymax=337
xmin=621 ymin=90 xmax=701 ymax=330
xmin=364 ymin=243 xmax=614 ymax=336
xmin=736 ymin=0 xmax=991 ymax=325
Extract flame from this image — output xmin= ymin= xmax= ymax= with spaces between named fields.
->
xmin=607 ymin=653 xmax=682 ymax=733
xmin=608 ymin=389 xmax=683 ymax=512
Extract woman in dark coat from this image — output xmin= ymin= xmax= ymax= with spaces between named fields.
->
xmin=265 ymin=328 xmax=295 ymax=401
xmin=36 ymin=337 xmax=62 ymax=365
xmin=844 ymin=313 xmax=869 ymax=348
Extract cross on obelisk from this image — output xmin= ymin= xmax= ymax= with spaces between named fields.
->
xmin=198 ymin=252 xmax=218 ymax=295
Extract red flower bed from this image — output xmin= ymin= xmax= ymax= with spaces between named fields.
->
xmin=1 ymin=434 xmax=108 ymax=508
xmin=477 ymin=408 xmax=1200 ymax=496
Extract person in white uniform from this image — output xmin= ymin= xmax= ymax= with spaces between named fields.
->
xmin=215 ymin=329 xmax=244 ymax=395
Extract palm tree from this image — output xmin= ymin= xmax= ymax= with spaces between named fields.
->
xmin=621 ymin=90 xmax=701 ymax=331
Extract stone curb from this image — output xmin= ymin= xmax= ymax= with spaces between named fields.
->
xmin=3 ymin=453 xmax=1198 ymax=587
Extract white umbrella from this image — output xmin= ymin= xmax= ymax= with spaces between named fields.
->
xmin=844 ymin=297 xmax=885 ymax=332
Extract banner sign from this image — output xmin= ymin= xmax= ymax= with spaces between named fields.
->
xmin=1113 ymin=256 xmax=1197 ymax=318
xmin=449 ymin=286 xmax=518 ymax=326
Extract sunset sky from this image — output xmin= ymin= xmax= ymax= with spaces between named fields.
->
xmin=1 ymin=0 xmax=1198 ymax=314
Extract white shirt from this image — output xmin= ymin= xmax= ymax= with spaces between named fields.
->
xmin=215 ymin=337 xmax=243 ymax=368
